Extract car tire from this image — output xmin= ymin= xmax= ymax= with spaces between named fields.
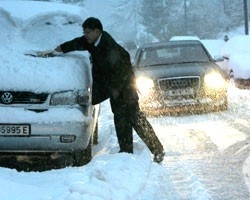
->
xmin=72 ymin=137 xmax=92 ymax=166
xmin=93 ymin=122 xmax=98 ymax=145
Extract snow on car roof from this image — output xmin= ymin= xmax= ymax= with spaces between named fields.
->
xmin=169 ymin=36 xmax=200 ymax=41
xmin=0 ymin=1 xmax=86 ymax=21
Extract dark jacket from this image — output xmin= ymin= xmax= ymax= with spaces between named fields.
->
xmin=60 ymin=31 xmax=138 ymax=105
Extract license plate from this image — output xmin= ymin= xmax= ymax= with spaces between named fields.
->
xmin=0 ymin=124 xmax=30 ymax=136
xmin=167 ymin=88 xmax=194 ymax=96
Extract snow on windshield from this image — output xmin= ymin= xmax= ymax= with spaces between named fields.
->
xmin=22 ymin=13 xmax=83 ymax=49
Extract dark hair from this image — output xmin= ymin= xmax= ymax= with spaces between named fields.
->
xmin=82 ymin=17 xmax=103 ymax=31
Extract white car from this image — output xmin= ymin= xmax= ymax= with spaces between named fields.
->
xmin=0 ymin=1 xmax=99 ymax=166
xmin=221 ymin=35 xmax=250 ymax=88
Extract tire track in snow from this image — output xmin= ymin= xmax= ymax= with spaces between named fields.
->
xmin=164 ymin=159 xmax=212 ymax=200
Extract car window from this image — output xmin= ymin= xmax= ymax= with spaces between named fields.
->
xmin=138 ymin=44 xmax=210 ymax=67
xmin=179 ymin=45 xmax=210 ymax=63
xmin=21 ymin=14 xmax=82 ymax=49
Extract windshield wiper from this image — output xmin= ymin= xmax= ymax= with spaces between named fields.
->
xmin=178 ymin=60 xmax=208 ymax=64
xmin=139 ymin=63 xmax=173 ymax=67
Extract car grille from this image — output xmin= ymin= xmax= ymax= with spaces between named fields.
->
xmin=158 ymin=76 xmax=200 ymax=99
xmin=0 ymin=91 xmax=48 ymax=104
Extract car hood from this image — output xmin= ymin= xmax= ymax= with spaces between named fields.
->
xmin=0 ymin=49 xmax=92 ymax=93
xmin=134 ymin=62 xmax=221 ymax=80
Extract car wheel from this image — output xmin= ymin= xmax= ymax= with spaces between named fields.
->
xmin=93 ymin=122 xmax=98 ymax=145
xmin=72 ymin=137 xmax=92 ymax=166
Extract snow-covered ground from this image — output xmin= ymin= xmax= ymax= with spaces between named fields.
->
xmin=0 ymin=1 xmax=250 ymax=199
xmin=1 ymin=88 xmax=250 ymax=199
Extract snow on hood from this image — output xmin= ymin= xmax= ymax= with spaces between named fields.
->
xmin=0 ymin=50 xmax=92 ymax=93
xmin=0 ymin=1 xmax=92 ymax=93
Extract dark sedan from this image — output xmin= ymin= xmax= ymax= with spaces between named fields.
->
xmin=132 ymin=40 xmax=228 ymax=115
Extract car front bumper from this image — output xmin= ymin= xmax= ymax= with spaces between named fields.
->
xmin=139 ymin=90 xmax=228 ymax=115
xmin=0 ymin=107 xmax=94 ymax=154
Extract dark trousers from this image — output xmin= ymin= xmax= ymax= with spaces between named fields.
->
xmin=110 ymin=98 xmax=164 ymax=155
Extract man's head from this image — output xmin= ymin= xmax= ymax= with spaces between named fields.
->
xmin=82 ymin=17 xmax=103 ymax=44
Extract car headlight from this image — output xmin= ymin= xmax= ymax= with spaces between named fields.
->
xmin=50 ymin=90 xmax=91 ymax=106
xmin=204 ymin=72 xmax=226 ymax=89
xmin=136 ymin=76 xmax=154 ymax=96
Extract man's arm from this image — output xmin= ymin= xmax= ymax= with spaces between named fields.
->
xmin=54 ymin=36 xmax=90 ymax=53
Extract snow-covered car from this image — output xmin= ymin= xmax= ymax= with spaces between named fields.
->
xmin=221 ymin=35 xmax=250 ymax=89
xmin=133 ymin=40 xmax=228 ymax=115
xmin=0 ymin=1 xmax=99 ymax=166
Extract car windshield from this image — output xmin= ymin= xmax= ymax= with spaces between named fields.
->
xmin=21 ymin=14 xmax=82 ymax=49
xmin=138 ymin=44 xmax=210 ymax=67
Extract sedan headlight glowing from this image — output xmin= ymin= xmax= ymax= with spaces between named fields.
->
xmin=136 ymin=76 xmax=154 ymax=96
xmin=204 ymin=72 xmax=226 ymax=89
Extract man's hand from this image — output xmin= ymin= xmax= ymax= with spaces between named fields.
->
xmin=55 ymin=46 xmax=62 ymax=52
xmin=36 ymin=50 xmax=55 ymax=57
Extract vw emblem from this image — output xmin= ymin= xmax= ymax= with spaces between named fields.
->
xmin=1 ymin=92 xmax=13 ymax=104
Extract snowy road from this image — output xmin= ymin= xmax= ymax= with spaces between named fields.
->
xmin=147 ymin=87 xmax=250 ymax=199
xmin=96 ymin=86 xmax=250 ymax=199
